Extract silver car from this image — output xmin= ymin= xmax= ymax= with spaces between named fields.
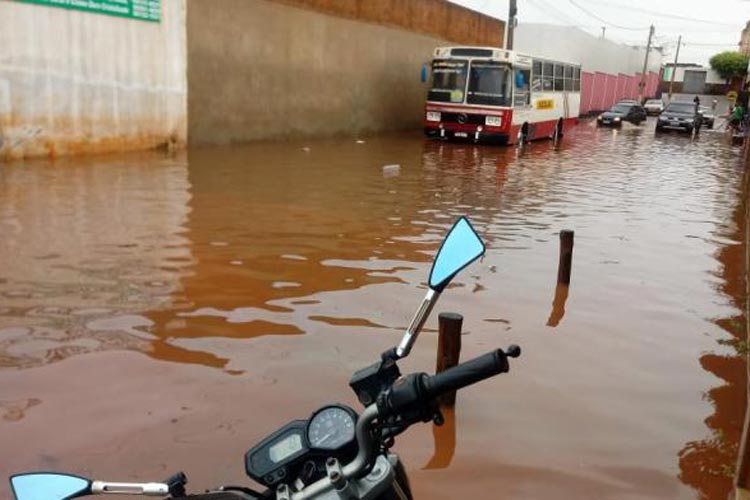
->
xmin=698 ymin=106 xmax=715 ymax=129
xmin=644 ymin=99 xmax=664 ymax=115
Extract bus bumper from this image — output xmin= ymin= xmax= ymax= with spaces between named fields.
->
xmin=423 ymin=127 xmax=508 ymax=144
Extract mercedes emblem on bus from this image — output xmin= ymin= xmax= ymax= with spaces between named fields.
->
xmin=457 ymin=113 xmax=468 ymax=124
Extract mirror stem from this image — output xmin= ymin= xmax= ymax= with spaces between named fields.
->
xmin=91 ymin=481 xmax=169 ymax=496
xmin=396 ymin=288 xmax=440 ymax=358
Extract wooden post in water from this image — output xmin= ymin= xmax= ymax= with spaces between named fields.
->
xmin=735 ymin=127 xmax=750 ymax=497
xmin=436 ymin=312 xmax=462 ymax=407
xmin=736 ymin=411 xmax=750 ymax=491
xmin=557 ymin=230 xmax=575 ymax=285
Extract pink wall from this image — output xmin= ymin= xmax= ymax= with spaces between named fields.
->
xmin=591 ymin=72 xmax=607 ymax=111
xmin=645 ymin=73 xmax=659 ymax=97
xmin=604 ymin=74 xmax=617 ymax=110
xmin=616 ymin=74 xmax=628 ymax=101
xmin=579 ymin=71 xmax=661 ymax=114
xmin=581 ymin=72 xmax=594 ymax=113
xmin=627 ymin=74 xmax=638 ymax=99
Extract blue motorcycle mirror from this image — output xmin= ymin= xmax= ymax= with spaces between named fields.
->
xmin=396 ymin=217 xmax=485 ymax=358
xmin=429 ymin=217 xmax=485 ymax=292
xmin=10 ymin=472 xmax=91 ymax=500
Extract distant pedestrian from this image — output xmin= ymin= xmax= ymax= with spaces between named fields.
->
xmin=693 ymin=95 xmax=701 ymax=106
xmin=729 ymin=104 xmax=744 ymax=132
xmin=712 ymin=98 xmax=718 ymax=112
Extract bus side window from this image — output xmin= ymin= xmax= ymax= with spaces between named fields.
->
xmin=573 ymin=66 xmax=581 ymax=91
xmin=532 ymin=60 xmax=543 ymax=92
xmin=542 ymin=62 xmax=554 ymax=91
xmin=514 ymin=69 xmax=531 ymax=107
xmin=564 ymin=65 xmax=573 ymax=91
xmin=554 ymin=64 xmax=564 ymax=91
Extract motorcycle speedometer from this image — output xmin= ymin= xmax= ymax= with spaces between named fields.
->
xmin=307 ymin=405 xmax=357 ymax=450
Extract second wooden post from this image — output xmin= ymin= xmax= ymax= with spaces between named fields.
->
xmin=436 ymin=312 xmax=463 ymax=407
xmin=557 ymin=229 xmax=575 ymax=285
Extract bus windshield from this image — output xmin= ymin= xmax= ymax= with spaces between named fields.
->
xmin=428 ymin=60 xmax=468 ymax=103
xmin=467 ymin=61 xmax=512 ymax=106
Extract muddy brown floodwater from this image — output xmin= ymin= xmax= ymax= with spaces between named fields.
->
xmin=0 ymin=119 xmax=748 ymax=499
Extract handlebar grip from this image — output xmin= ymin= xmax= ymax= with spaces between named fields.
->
xmin=423 ymin=349 xmax=509 ymax=399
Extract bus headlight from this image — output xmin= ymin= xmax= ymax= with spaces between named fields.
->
xmin=426 ymin=111 xmax=441 ymax=122
xmin=485 ymin=115 xmax=502 ymax=127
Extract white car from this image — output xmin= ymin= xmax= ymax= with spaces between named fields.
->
xmin=644 ymin=99 xmax=665 ymax=115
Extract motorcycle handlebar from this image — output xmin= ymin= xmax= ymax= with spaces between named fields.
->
xmin=290 ymin=346 xmax=521 ymax=499
xmin=378 ymin=346 xmax=521 ymax=420
xmin=423 ymin=348 xmax=511 ymax=399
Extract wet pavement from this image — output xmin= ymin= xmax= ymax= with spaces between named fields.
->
xmin=0 ymin=118 xmax=748 ymax=499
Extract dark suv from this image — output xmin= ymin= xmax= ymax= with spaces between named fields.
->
xmin=656 ymin=102 xmax=702 ymax=133
xmin=597 ymin=102 xmax=648 ymax=127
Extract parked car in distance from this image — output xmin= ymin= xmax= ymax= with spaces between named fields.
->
xmin=597 ymin=102 xmax=648 ymax=127
xmin=698 ymin=106 xmax=715 ymax=129
xmin=644 ymin=99 xmax=664 ymax=115
xmin=655 ymin=102 xmax=702 ymax=133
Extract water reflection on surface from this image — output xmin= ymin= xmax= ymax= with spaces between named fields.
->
xmin=0 ymin=154 xmax=195 ymax=368
xmin=678 ymin=164 xmax=749 ymax=499
xmin=0 ymin=121 xmax=747 ymax=499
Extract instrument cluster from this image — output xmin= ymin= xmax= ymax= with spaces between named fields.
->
xmin=244 ymin=405 xmax=358 ymax=488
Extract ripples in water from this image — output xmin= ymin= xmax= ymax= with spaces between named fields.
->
xmin=0 ymin=120 xmax=746 ymax=499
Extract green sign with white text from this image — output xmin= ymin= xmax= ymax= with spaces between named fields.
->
xmin=17 ymin=0 xmax=161 ymax=22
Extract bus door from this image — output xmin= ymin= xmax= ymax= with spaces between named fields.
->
xmin=513 ymin=66 xmax=532 ymax=122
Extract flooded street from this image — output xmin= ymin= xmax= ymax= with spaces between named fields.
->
xmin=1 ymin=119 xmax=748 ymax=499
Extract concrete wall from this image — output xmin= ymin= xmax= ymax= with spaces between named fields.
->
xmin=270 ymin=0 xmax=504 ymax=47
xmin=187 ymin=0 xmax=504 ymax=145
xmin=0 ymin=0 xmax=187 ymax=161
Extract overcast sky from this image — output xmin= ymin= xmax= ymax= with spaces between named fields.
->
xmin=447 ymin=0 xmax=750 ymax=66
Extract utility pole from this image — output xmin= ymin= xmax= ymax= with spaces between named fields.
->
xmin=638 ymin=24 xmax=655 ymax=103
xmin=506 ymin=0 xmax=517 ymax=50
xmin=668 ymin=35 xmax=682 ymax=100
xmin=601 ymin=26 xmax=606 ymax=39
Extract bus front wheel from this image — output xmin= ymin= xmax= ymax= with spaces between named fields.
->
xmin=552 ymin=119 xmax=564 ymax=142
xmin=517 ymin=123 xmax=529 ymax=144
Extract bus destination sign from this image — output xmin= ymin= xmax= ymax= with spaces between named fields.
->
xmin=17 ymin=0 xmax=161 ymax=22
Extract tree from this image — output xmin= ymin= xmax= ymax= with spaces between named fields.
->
xmin=709 ymin=51 xmax=749 ymax=81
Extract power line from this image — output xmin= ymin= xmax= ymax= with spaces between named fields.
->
xmin=567 ymin=0 xmax=650 ymax=31
xmin=683 ymin=42 xmax=742 ymax=47
xmin=575 ymin=0 xmax=739 ymax=27
xmin=527 ymin=0 xmax=587 ymax=29
xmin=526 ymin=0 xmax=657 ymax=46
xmin=658 ymin=26 xmax=741 ymax=33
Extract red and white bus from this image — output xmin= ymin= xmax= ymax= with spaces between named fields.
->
xmin=424 ymin=46 xmax=581 ymax=145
